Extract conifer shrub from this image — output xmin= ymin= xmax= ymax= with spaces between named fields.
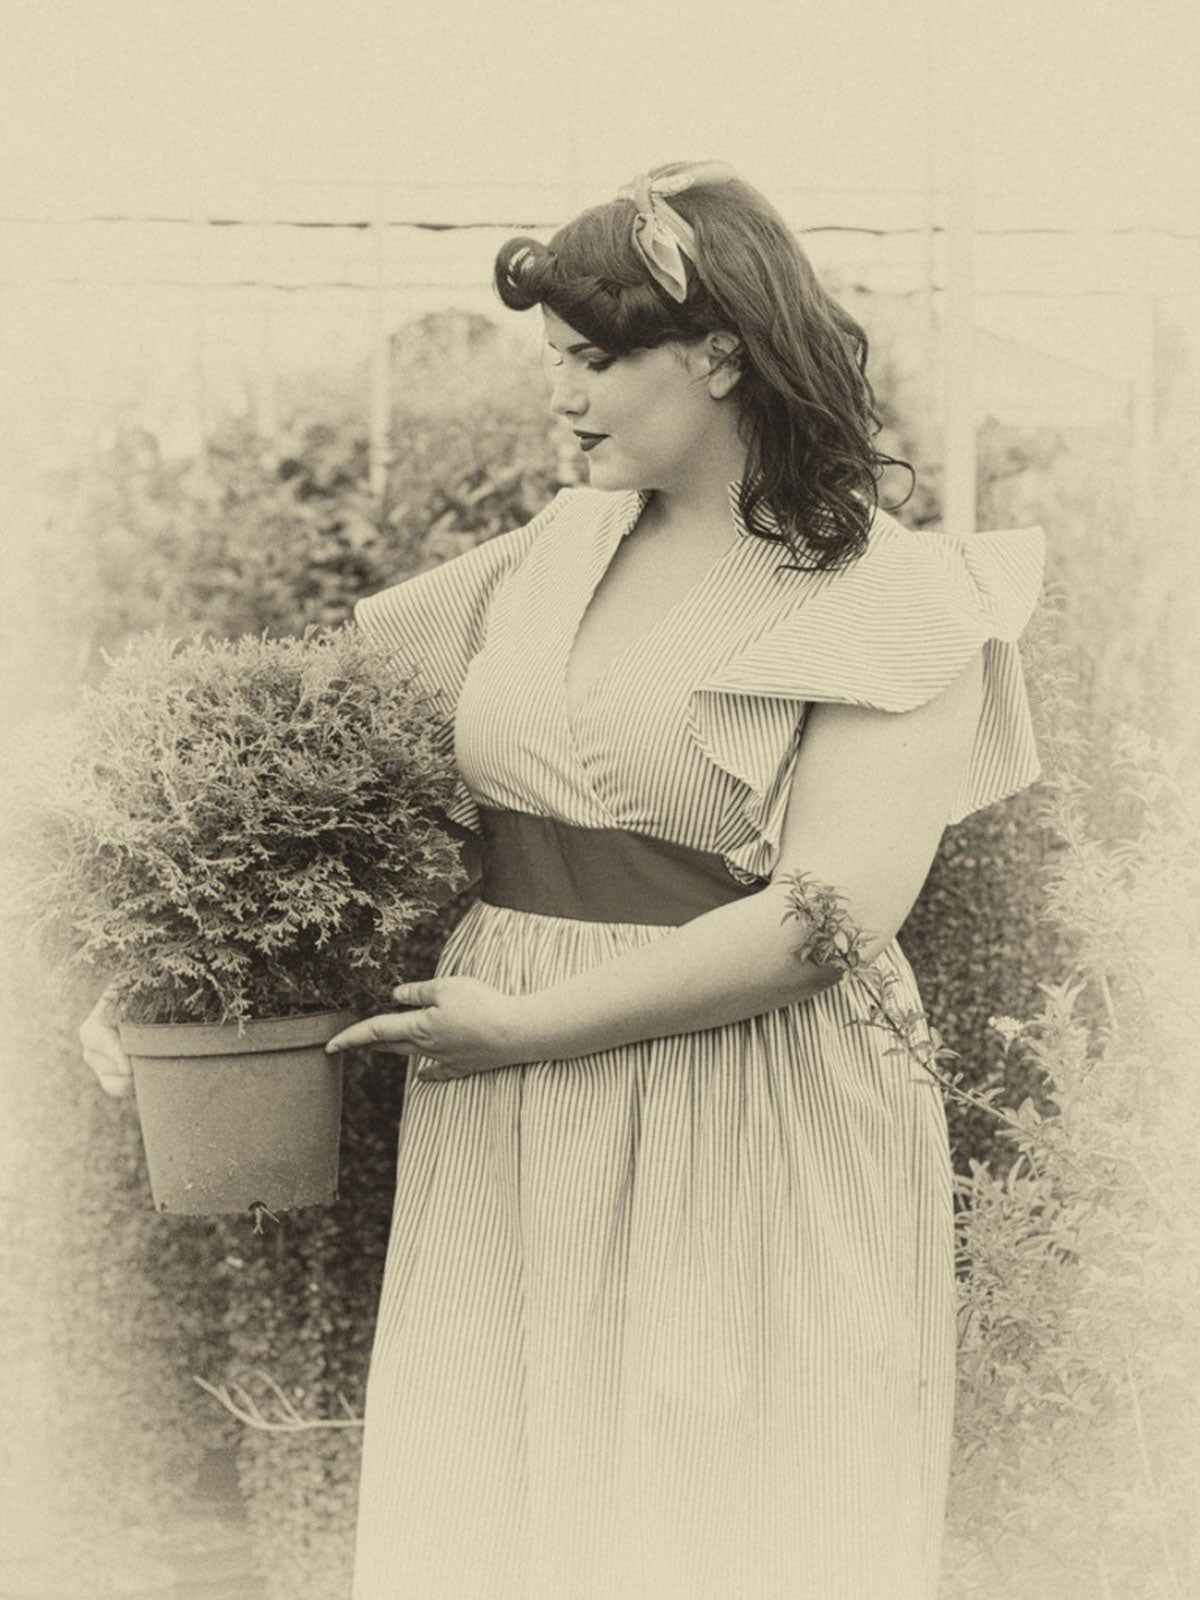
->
xmin=4 ymin=626 xmax=469 ymax=1028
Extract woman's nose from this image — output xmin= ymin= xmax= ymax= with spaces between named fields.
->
xmin=548 ymin=371 xmax=585 ymax=420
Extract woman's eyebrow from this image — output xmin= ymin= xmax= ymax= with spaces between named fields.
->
xmin=546 ymin=339 xmax=604 ymax=355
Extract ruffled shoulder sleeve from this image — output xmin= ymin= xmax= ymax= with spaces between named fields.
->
xmin=354 ymin=489 xmax=568 ymax=838
xmin=688 ymin=510 xmax=1047 ymax=881
xmin=354 ymin=489 xmax=566 ymax=703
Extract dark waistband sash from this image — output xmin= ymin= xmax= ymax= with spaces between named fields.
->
xmin=476 ymin=806 xmax=764 ymax=926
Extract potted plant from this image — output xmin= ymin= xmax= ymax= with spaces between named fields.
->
xmin=3 ymin=625 xmax=468 ymax=1219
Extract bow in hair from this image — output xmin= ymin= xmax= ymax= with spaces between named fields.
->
xmin=616 ymin=161 xmax=739 ymax=303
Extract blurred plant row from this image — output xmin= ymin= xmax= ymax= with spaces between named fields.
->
xmin=1 ymin=303 xmax=1195 ymax=1598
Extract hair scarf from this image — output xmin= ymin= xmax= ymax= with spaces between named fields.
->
xmin=616 ymin=161 xmax=740 ymax=303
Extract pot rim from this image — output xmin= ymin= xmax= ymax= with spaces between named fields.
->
xmin=117 ymin=1008 xmax=361 ymax=1059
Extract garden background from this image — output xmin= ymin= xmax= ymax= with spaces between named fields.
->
xmin=1 ymin=3 xmax=1198 ymax=1597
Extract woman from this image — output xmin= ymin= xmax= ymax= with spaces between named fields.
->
xmin=84 ymin=162 xmax=1045 ymax=1599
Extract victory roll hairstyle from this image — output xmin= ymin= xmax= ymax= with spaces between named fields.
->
xmin=494 ymin=163 xmax=913 ymax=571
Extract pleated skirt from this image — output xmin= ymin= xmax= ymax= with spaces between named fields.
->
xmin=350 ymin=897 xmax=956 ymax=1600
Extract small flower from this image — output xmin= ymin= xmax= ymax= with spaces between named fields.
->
xmin=987 ymin=1014 xmax=1026 ymax=1048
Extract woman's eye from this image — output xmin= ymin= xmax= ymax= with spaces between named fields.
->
xmin=545 ymin=351 xmax=615 ymax=373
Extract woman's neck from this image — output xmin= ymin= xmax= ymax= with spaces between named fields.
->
xmin=647 ymin=431 xmax=751 ymax=538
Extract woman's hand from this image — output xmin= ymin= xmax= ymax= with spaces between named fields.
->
xmin=79 ymin=985 xmax=135 ymax=1099
xmin=325 ymin=977 xmax=530 ymax=1082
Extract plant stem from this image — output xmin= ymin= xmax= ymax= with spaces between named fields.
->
xmin=1096 ymin=971 xmax=1119 ymax=1036
xmin=1124 ymin=1353 xmax=1185 ymax=1600
xmin=193 ymin=1369 xmax=364 ymax=1432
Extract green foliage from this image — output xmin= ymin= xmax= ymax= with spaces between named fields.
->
xmin=3 ymin=626 xmax=466 ymax=1025
xmin=34 ymin=315 xmax=561 ymax=672
xmin=899 ymin=796 xmax=1068 ymax=1173
xmin=943 ymin=728 xmax=1200 ymax=1598
xmin=777 ymin=868 xmax=873 ymax=970
xmin=0 ymin=955 xmax=238 ymax=1586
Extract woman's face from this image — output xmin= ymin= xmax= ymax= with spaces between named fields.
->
xmin=541 ymin=308 xmax=732 ymax=494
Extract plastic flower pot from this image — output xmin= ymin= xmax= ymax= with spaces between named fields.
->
xmin=117 ymin=1009 xmax=359 ymax=1218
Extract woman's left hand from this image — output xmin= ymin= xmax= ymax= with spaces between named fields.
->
xmin=324 ymin=977 xmax=530 ymax=1082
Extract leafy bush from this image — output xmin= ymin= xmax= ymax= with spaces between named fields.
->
xmin=33 ymin=313 xmax=563 ymax=673
xmin=0 ymin=956 xmax=238 ymax=1589
xmin=4 ymin=626 xmax=467 ymax=1026
xmin=942 ymin=727 xmax=1200 ymax=1598
xmin=898 ymin=584 xmax=1082 ymax=1174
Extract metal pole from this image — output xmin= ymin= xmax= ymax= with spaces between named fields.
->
xmin=256 ymin=179 xmax=278 ymax=454
xmin=940 ymin=0 xmax=977 ymax=535
xmin=923 ymin=0 xmax=939 ymax=418
xmin=367 ymin=178 xmax=390 ymax=502
xmin=1131 ymin=228 xmax=1157 ymax=529
xmin=190 ymin=198 xmax=208 ymax=463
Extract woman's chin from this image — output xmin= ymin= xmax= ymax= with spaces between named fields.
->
xmin=582 ymin=453 xmax=634 ymax=490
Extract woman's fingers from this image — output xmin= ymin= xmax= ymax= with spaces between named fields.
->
xmin=81 ymin=1039 xmax=135 ymax=1098
xmin=325 ymin=1011 xmax=429 ymax=1055
xmin=92 ymin=1064 xmax=136 ymax=1099
xmin=79 ymin=991 xmax=135 ymax=1098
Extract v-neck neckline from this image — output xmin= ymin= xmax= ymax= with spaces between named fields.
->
xmin=562 ymin=486 xmax=748 ymax=735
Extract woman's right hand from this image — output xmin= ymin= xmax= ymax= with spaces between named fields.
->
xmin=79 ymin=985 xmax=135 ymax=1099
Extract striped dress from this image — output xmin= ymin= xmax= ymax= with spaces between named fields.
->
xmin=349 ymin=483 xmax=1046 ymax=1600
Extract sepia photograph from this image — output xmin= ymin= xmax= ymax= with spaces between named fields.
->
xmin=0 ymin=2 xmax=1196 ymax=1597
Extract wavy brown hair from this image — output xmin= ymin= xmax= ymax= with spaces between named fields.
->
xmin=493 ymin=162 xmax=913 ymax=571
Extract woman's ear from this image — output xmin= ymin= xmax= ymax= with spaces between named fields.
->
xmin=705 ymin=331 xmax=743 ymax=399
